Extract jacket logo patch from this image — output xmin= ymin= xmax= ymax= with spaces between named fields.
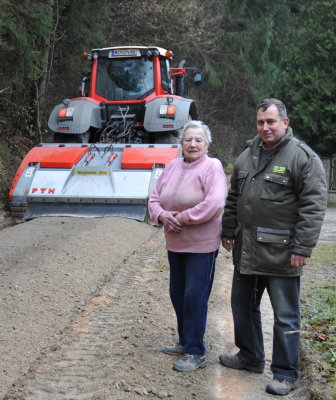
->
xmin=272 ymin=166 xmax=286 ymax=174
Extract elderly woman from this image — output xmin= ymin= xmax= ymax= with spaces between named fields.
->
xmin=148 ymin=120 xmax=227 ymax=372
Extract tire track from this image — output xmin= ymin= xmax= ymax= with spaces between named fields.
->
xmin=4 ymin=228 xmax=309 ymax=400
xmin=4 ymin=231 xmax=177 ymax=399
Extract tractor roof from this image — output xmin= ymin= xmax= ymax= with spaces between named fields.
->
xmin=91 ymin=46 xmax=170 ymax=57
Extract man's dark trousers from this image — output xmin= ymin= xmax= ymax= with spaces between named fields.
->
xmin=231 ymin=268 xmax=300 ymax=382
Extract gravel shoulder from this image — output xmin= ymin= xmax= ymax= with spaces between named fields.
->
xmin=0 ymin=210 xmax=334 ymax=399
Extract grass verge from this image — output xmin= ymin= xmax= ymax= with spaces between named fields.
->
xmin=301 ymin=242 xmax=336 ymax=400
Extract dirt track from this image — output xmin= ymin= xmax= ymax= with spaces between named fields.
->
xmin=0 ymin=210 xmax=334 ymax=399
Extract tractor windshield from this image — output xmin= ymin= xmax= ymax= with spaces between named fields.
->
xmin=96 ymin=57 xmax=154 ymax=101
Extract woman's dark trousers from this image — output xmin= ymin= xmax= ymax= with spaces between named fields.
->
xmin=167 ymin=250 xmax=218 ymax=355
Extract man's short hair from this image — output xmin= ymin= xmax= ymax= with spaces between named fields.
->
xmin=257 ymin=98 xmax=288 ymax=120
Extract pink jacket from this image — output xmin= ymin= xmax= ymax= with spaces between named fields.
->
xmin=148 ymin=154 xmax=227 ymax=253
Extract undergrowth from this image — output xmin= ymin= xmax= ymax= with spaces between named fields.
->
xmin=0 ymin=128 xmax=37 ymax=209
xmin=301 ymin=243 xmax=336 ymax=400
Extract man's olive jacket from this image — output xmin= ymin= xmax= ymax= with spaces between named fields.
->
xmin=221 ymin=127 xmax=327 ymax=276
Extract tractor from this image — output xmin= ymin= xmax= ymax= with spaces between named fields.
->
xmin=48 ymin=46 xmax=201 ymax=144
xmin=10 ymin=46 xmax=201 ymax=221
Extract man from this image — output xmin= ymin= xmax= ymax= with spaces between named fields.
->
xmin=219 ymin=98 xmax=327 ymax=396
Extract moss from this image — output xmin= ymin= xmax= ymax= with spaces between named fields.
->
xmin=155 ymin=261 xmax=169 ymax=271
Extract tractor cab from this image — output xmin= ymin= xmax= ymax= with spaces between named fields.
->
xmin=80 ymin=47 xmax=173 ymax=103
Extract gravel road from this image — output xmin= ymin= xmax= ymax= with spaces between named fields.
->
xmin=0 ymin=209 xmax=334 ymax=399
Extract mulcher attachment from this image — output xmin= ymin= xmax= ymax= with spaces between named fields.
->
xmin=9 ymin=143 xmax=180 ymax=221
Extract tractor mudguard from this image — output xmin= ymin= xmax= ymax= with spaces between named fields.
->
xmin=48 ymin=98 xmax=102 ymax=135
xmin=144 ymin=97 xmax=197 ymax=132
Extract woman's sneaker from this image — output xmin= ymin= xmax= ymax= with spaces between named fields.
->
xmin=163 ymin=344 xmax=185 ymax=356
xmin=173 ymin=353 xmax=206 ymax=372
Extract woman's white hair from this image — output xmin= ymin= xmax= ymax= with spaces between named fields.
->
xmin=181 ymin=120 xmax=212 ymax=143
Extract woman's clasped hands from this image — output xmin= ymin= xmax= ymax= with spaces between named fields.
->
xmin=159 ymin=211 xmax=184 ymax=233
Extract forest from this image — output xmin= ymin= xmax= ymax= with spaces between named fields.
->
xmin=0 ymin=0 xmax=335 ymax=201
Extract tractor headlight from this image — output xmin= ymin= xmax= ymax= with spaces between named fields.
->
xmin=58 ymin=107 xmax=74 ymax=120
xmin=159 ymin=104 xmax=175 ymax=118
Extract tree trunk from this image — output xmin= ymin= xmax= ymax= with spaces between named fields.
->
xmin=36 ymin=0 xmax=55 ymax=141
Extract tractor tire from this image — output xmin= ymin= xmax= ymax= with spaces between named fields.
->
xmin=54 ymin=131 xmax=91 ymax=144
xmin=154 ymin=131 xmax=181 ymax=144
xmin=154 ymin=114 xmax=192 ymax=144
xmin=10 ymin=202 xmax=27 ymax=219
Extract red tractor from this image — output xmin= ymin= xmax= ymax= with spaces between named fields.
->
xmin=48 ymin=46 xmax=201 ymax=144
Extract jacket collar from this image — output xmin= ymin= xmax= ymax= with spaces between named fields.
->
xmin=247 ymin=127 xmax=293 ymax=153
xmin=182 ymin=153 xmax=208 ymax=168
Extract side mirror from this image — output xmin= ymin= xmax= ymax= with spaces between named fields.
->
xmin=169 ymin=67 xmax=186 ymax=76
xmin=194 ymin=73 xmax=202 ymax=87
xmin=80 ymin=75 xmax=91 ymax=97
